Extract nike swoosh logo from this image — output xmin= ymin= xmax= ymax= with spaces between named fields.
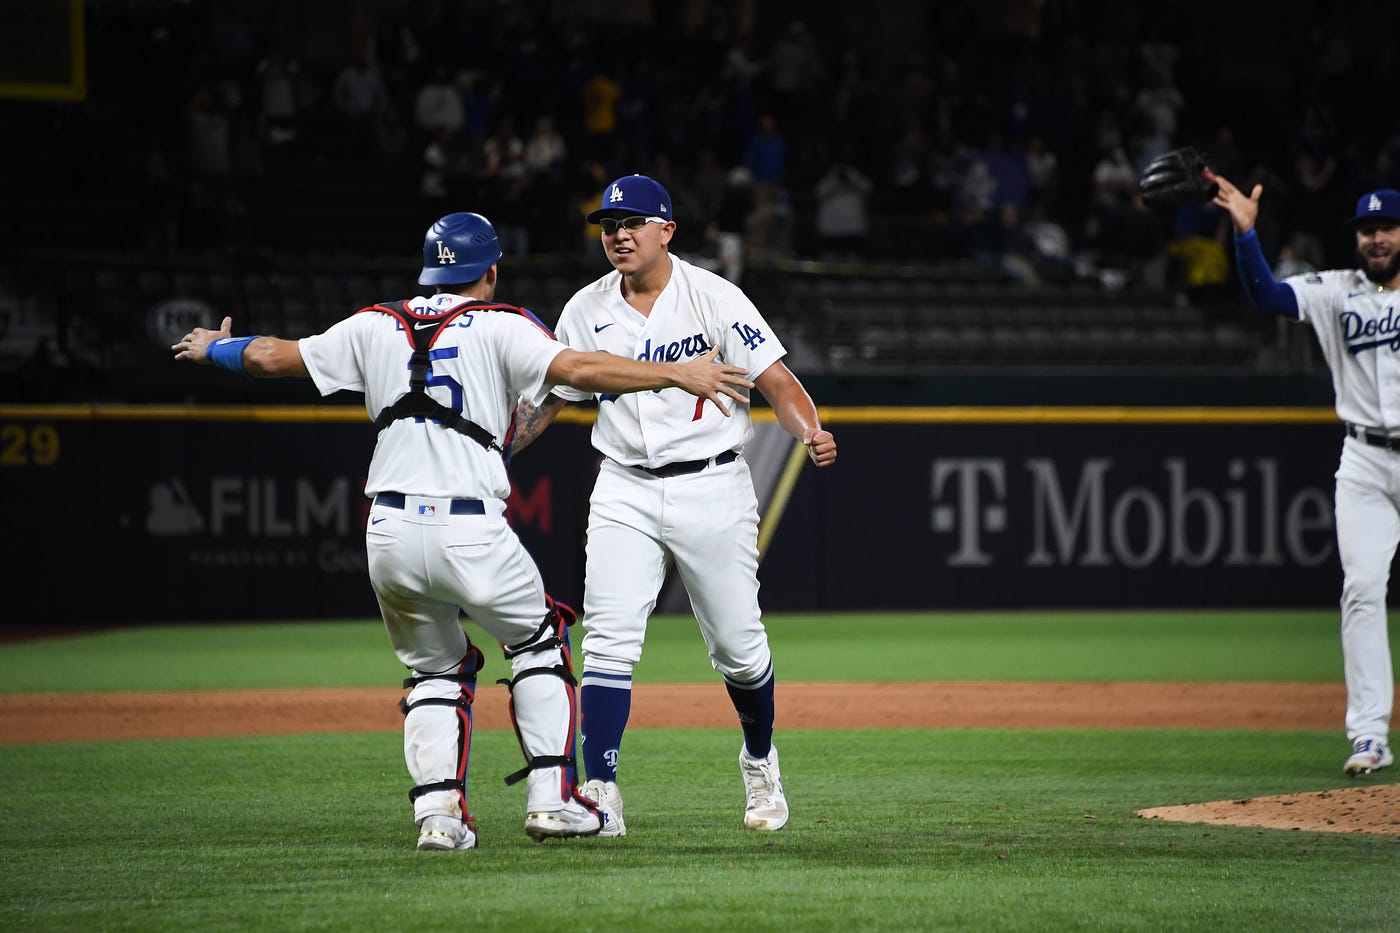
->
xmin=371 ymin=516 xmax=387 ymax=525
xmin=414 ymin=321 xmax=435 ymax=330
xmin=594 ymin=323 xmax=614 ymax=333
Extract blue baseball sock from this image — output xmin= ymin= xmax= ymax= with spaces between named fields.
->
xmin=580 ymin=671 xmax=632 ymax=783
xmin=725 ymin=666 xmax=775 ymax=759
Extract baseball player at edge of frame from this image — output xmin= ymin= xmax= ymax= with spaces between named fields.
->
xmin=511 ymin=174 xmax=838 ymax=835
xmin=1213 ymin=173 xmax=1396 ymax=777
xmin=171 ymin=211 xmax=754 ymax=850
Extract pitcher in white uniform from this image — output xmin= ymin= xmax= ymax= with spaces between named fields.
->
xmin=172 ymin=211 xmax=753 ymax=850
xmin=1214 ymin=176 xmax=1398 ymax=776
xmin=512 ymin=175 xmax=838 ymax=834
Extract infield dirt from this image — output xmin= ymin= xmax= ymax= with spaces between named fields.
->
xmin=2 ymin=681 xmax=1395 ymax=836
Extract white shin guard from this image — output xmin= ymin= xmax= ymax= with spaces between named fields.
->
xmin=498 ymin=603 xmax=586 ymax=814
xmin=402 ymin=661 xmax=478 ymax=823
xmin=506 ymin=652 xmax=576 ymax=811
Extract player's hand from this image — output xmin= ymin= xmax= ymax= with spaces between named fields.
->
xmin=803 ymin=428 xmax=837 ymax=467
xmin=172 ymin=316 xmax=234 ymax=364
xmin=1211 ymin=173 xmax=1262 ymax=235
xmin=677 ymin=346 xmax=752 ymax=417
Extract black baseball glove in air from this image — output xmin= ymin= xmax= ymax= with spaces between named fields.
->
xmin=1138 ymin=147 xmax=1220 ymax=206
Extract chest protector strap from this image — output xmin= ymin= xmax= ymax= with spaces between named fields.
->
xmin=363 ymin=300 xmax=528 ymax=454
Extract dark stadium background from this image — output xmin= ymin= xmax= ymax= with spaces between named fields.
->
xmin=4 ymin=0 xmax=1393 ymax=406
xmin=4 ymin=0 xmax=1398 ymax=620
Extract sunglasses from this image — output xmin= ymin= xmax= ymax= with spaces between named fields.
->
xmin=598 ymin=215 xmax=668 ymax=235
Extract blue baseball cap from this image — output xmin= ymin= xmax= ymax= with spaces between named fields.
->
xmin=585 ymin=174 xmax=674 ymax=224
xmin=1349 ymin=189 xmax=1400 ymax=227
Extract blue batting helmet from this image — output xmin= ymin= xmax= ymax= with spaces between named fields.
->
xmin=418 ymin=212 xmax=503 ymax=286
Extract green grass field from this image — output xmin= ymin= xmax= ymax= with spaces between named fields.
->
xmin=2 ymin=611 xmax=1396 ymax=931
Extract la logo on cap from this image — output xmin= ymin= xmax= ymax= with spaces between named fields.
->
xmin=1370 ymin=194 xmax=1383 ymax=212
xmin=609 ymin=184 xmax=624 ymax=203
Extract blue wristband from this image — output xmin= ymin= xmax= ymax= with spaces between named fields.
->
xmin=206 ymin=335 xmax=258 ymax=375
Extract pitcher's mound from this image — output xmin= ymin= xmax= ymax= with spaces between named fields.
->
xmin=1137 ymin=783 xmax=1400 ymax=836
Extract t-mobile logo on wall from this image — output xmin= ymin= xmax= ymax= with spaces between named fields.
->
xmin=930 ymin=457 xmax=1334 ymax=569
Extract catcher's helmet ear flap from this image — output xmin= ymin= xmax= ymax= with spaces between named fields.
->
xmin=419 ymin=212 xmax=503 ymax=286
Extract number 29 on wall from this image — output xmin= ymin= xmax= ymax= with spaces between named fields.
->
xmin=0 ymin=424 xmax=60 ymax=466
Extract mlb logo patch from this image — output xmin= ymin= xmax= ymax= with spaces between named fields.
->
xmin=417 ymin=505 xmax=437 ymax=516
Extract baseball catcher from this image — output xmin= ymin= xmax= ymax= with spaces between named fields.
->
xmin=1139 ymin=147 xmax=1220 ymax=206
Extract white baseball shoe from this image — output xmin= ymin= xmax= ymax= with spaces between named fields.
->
xmin=524 ymin=800 xmax=602 ymax=841
xmin=417 ymin=815 xmax=476 ymax=851
xmin=579 ymin=779 xmax=627 ymax=837
xmin=1343 ymin=737 xmax=1394 ymax=776
xmin=739 ymin=745 xmax=789 ymax=831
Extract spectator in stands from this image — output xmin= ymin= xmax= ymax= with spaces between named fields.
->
xmin=255 ymin=47 xmax=302 ymax=148
xmin=413 ymin=65 xmax=464 ymax=142
xmin=580 ymin=66 xmax=622 ymax=162
xmin=713 ymin=166 xmax=757 ymax=284
xmin=460 ymin=74 xmax=500 ymax=144
xmin=747 ymin=186 xmax=797 ymax=263
xmin=185 ymin=82 xmax=238 ymax=245
xmin=1273 ymin=231 xmax=1324 ymax=278
xmin=1167 ymin=198 xmax=1231 ymax=302
xmin=1024 ymin=134 xmax=1060 ymax=213
xmin=744 ymin=113 xmax=788 ymax=192
xmin=524 ymin=114 xmax=567 ymax=176
xmin=421 ymin=127 xmax=468 ymax=199
xmin=766 ymin=21 xmax=823 ymax=123
xmin=813 ymin=158 xmax=874 ymax=260
xmin=331 ymin=48 xmax=390 ymax=153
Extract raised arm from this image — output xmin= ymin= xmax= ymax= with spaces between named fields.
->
xmin=1210 ymin=175 xmax=1299 ymax=317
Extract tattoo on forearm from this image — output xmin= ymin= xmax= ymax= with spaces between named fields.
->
xmin=511 ymin=399 xmax=561 ymax=454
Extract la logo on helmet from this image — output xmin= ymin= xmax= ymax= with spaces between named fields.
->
xmin=436 ymin=241 xmax=456 ymax=264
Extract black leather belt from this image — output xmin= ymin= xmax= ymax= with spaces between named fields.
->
xmin=634 ymin=450 xmax=739 ymax=478
xmin=374 ymin=493 xmax=485 ymax=515
xmin=1345 ymin=422 xmax=1400 ymax=452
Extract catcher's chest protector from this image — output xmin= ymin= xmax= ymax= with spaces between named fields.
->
xmin=362 ymin=300 xmax=532 ymax=453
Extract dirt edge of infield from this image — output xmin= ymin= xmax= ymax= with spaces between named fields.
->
xmin=2 ymin=680 xmax=1395 ymax=836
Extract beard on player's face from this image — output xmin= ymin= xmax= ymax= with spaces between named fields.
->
xmin=1356 ymin=240 xmax=1400 ymax=284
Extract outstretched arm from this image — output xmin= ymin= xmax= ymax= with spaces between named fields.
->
xmin=172 ymin=316 xmax=309 ymax=377
xmin=753 ymin=360 xmax=837 ymax=467
xmin=545 ymin=346 xmax=752 ymax=415
xmin=1209 ymin=175 xmax=1299 ymax=317
xmin=512 ymin=395 xmax=568 ymax=455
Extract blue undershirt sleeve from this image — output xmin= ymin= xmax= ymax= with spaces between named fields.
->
xmin=1233 ymin=229 xmax=1299 ymax=317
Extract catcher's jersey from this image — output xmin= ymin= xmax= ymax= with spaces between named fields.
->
xmin=300 ymin=294 xmax=564 ymax=499
xmin=1285 ymin=270 xmax=1400 ymax=430
xmin=551 ymin=255 xmax=786 ymax=467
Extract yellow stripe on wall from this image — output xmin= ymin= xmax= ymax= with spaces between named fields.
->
xmin=0 ymin=405 xmax=1338 ymax=425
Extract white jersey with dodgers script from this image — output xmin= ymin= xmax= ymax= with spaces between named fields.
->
xmin=299 ymin=295 xmax=565 ymax=499
xmin=551 ymin=255 xmax=786 ymax=466
xmin=1286 ymin=269 xmax=1400 ymax=430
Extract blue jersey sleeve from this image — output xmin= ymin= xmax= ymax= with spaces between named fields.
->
xmin=1234 ymin=229 xmax=1299 ymax=317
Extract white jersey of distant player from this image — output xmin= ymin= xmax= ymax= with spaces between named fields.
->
xmin=1287 ymin=269 xmax=1400 ymax=429
xmin=299 ymin=294 xmax=564 ymax=499
xmin=551 ymin=255 xmax=786 ymax=465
